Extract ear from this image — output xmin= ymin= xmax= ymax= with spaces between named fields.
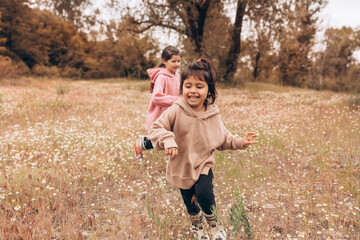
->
xmin=162 ymin=59 xmax=167 ymax=65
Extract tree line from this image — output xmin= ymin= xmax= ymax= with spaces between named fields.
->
xmin=1 ymin=0 xmax=359 ymax=93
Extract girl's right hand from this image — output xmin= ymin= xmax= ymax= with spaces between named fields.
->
xmin=165 ymin=147 xmax=178 ymax=159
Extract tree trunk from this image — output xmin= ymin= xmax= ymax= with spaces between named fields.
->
xmin=251 ymin=51 xmax=260 ymax=82
xmin=222 ymin=0 xmax=246 ymax=84
xmin=184 ymin=0 xmax=211 ymax=54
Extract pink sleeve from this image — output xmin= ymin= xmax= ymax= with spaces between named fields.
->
xmin=151 ymin=77 xmax=178 ymax=107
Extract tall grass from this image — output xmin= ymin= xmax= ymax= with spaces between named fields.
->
xmin=0 ymin=79 xmax=359 ymax=239
xmin=229 ymin=192 xmax=253 ymax=239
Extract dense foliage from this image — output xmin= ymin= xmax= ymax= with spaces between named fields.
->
xmin=0 ymin=0 xmax=359 ymax=92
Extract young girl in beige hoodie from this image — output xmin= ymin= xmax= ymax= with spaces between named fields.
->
xmin=148 ymin=58 xmax=258 ymax=240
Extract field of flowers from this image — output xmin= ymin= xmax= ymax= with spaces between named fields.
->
xmin=0 ymin=78 xmax=359 ymax=239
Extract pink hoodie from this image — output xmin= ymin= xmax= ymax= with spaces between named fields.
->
xmin=146 ymin=67 xmax=180 ymax=131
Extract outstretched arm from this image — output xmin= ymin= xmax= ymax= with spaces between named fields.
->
xmin=148 ymin=106 xmax=178 ymax=151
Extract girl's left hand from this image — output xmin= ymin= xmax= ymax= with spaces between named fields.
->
xmin=243 ymin=132 xmax=258 ymax=148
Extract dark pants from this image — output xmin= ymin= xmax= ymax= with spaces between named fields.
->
xmin=180 ymin=169 xmax=216 ymax=215
xmin=143 ymin=136 xmax=153 ymax=150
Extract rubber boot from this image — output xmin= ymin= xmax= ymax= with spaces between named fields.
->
xmin=204 ymin=213 xmax=227 ymax=240
xmin=189 ymin=211 xmax=210 ymax=240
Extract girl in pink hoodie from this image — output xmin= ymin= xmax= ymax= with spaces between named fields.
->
xmin=134 ymin=45 xmax=181 ymax=159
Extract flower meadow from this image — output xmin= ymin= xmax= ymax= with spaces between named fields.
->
xmin=0 ymin=78 xmax=359 ymax=239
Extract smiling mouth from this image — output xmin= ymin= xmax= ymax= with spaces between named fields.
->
xmin=188 ymin=96 xmax=199 ymax=101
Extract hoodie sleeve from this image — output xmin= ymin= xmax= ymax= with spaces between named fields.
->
xmin=217 ymin=121 xmax=244 ymax=150
xmin=151 ymin=76 xmax=178 ymax=107
xmin=148 ymin=106 xmax=178 ymax=151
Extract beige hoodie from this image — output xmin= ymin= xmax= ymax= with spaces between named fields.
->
xmin=148 ymin=97 xmax=245 ymax=189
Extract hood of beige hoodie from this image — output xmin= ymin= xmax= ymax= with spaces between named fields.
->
xmin=174 ymin=97 xmax=220 ymax=120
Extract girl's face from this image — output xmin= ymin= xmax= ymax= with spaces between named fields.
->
xmin=163 ymin=55 xmax=181 ymax=74
xmin=182 ymin=76 xmax=209 ymax=113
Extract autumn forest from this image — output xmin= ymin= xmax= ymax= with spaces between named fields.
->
xmin=1 ymin=0 xmax=360 ymax=93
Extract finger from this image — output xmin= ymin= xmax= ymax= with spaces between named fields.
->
xmin=170 ymin=149 xmax=174 ymax=158
xmin=170 ymin=149 xmax=178 ymax=159
xmin=173 ymin=148 xmax=178 ymax=157
xmin=165 ymin=149 xmax=169 ymax=156
xmin=249 ymin=134 xmax=258 ymax=139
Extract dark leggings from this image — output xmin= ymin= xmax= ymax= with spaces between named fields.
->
xmin=180 ymin=169 xmax=216 ymax=215
xmin=143 ymin=136 xmax=153 ymax=150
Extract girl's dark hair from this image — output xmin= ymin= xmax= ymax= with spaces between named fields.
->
xmin=157 ymin=45 xmax=181 ymax=68
xmin=180 ymin=58 xmax=217 ymax=105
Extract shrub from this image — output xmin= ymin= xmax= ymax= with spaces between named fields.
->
xmin=32 ymin=64 xmax=60 ymax=78
xmin=60 ymin=67 xmax=81 ymax=79
xmin=0 ymin=56 xmax=19 ymax=79
xmin=348 ymin=95 xmax=360 ymax=109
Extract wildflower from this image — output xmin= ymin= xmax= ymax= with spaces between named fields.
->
xmin=298 ymin=231 xmax=305 ymax=238
xmin=42 ymin=179 xmax=46 ymax=184
xmin=14 ymin=205 xmax=21 ymax=211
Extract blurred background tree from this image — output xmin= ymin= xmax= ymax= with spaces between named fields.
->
xmin=29 ymin=0 xmax=97 ymax=29
xmin=315 ymin=27 xmax=360 ymax=92
xmin=277 ymin=0 xmax=326 ymax=87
